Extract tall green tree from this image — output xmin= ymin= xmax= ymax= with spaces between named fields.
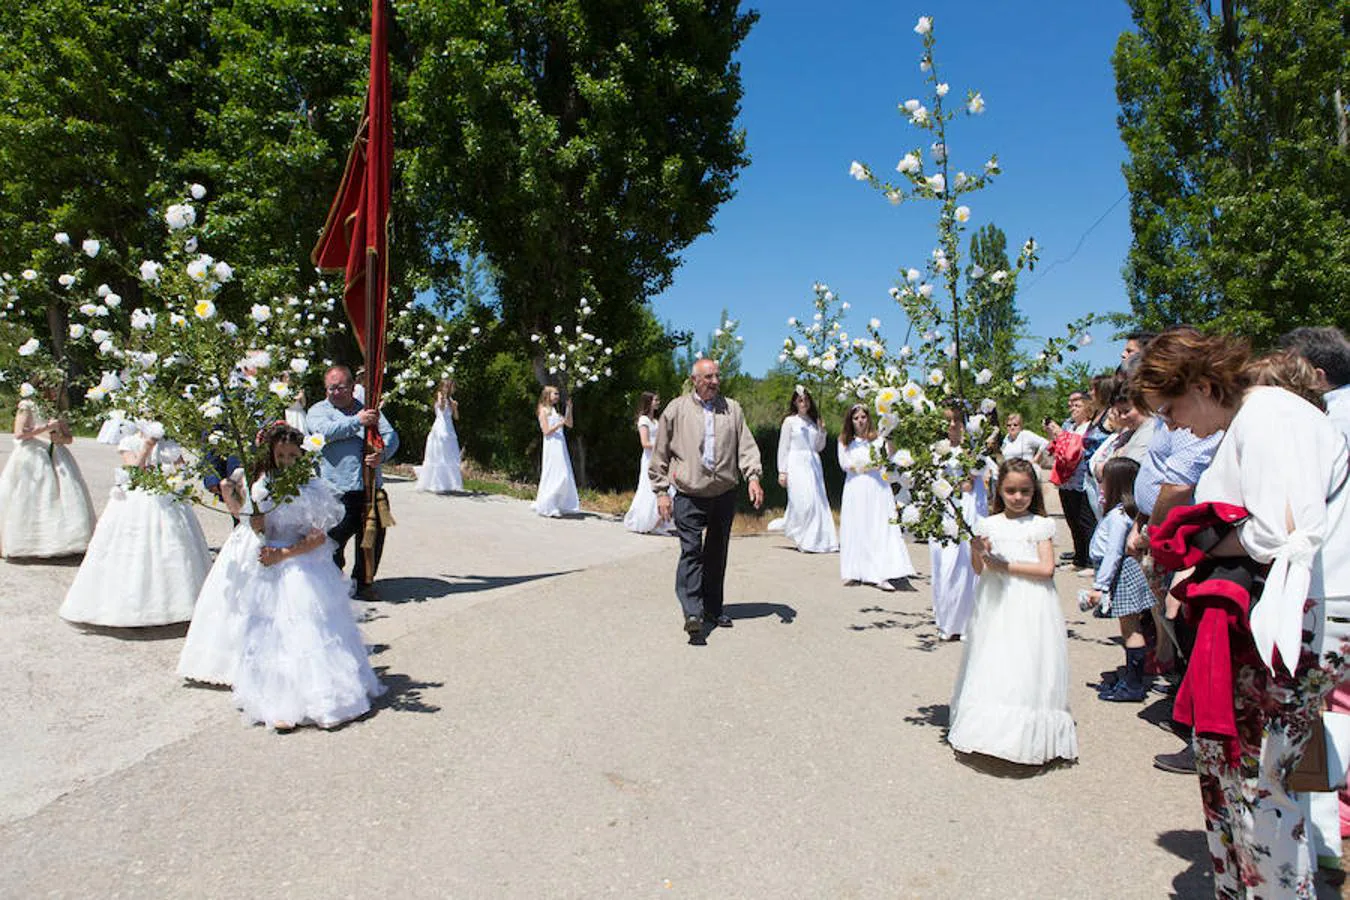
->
xmin=964 ymin=223 xmax=1025 ymax=381
xmin=401 ymin=0 xmax=756 ymax=381
xmin=1113 ymin=0 xmax=1350 ymax=343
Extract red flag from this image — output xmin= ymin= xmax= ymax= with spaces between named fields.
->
xmin=312 ymin=0 xmax=392 ymax=406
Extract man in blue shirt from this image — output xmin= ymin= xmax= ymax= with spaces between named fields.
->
xmin=307 ymin=364 xmax=399 ymax=598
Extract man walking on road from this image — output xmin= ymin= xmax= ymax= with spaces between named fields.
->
xmin=650 ymin=358 xmax=763 ymax=637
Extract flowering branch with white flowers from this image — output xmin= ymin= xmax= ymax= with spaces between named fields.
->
xmin=529 ymin=298 xmax=614 ymax=389
xmin=783 ymin=16 xmax=1094 ymax=542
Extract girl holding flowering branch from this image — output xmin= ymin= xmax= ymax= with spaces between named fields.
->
xmin=837 ymin=405 xmax=915 ymax=590
xmin=0 ymin=390 xmax=95 ymax=558
xmin=60 ymin=423 xmax=211 ymax=627
xmin=532 ymin=385 xmax=579 ymax=517
xmin=415 ymin=378 xmax=464 ymax=494
xmin=948 ymin=458 xmax=1077 ymax=766
xmin=771 ymin=386 xmax=838 ymax=554
xmin=930 ymin=403 xmax=988 ymax=641
xmin=233 ymin=424 xmax=383 ymax=731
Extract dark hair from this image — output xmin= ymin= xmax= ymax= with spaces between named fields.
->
xmin=1131 ymin=326 xmax=1252 ymax=413
xmin=1124 ymin=330 xmax=1157 ymax=347
xmin=786 ymin=386 xmax=819 ymax=422
xmin=1100 ymin=456 xmax=1140 ymax=519
xmin=1278 ymin=326 xmax=1350 ymax=389
xmin=636 ymin=390 xmax=658 ymax=420
xmin=839 ymin=404 xmax=876 ymax=444
xmin=989 ymin=458 xmax=1046 ymax=516
xmin=252 ymin=422 xmax=305 ymax=480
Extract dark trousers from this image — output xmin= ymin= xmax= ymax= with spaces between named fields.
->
xmin=1058 ymin=487 xmax=1097 ymax=567
xmin=673 ymin=491 xmax=736 ymax=620
xmin=330 ymin=489 xmax=385 ymax=585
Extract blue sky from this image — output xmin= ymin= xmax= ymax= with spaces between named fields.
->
xmin=650 ymin=0 xmax=1139 ymax=375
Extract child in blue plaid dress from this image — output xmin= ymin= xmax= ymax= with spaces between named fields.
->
xmin=1085 ymin=457 xmax=1155 ymax=702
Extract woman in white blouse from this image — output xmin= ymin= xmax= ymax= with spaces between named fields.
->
xmin=769 ymin=386 xmax=838 ymax=553
xmin=1134 ymin=327 xmax=1350 ymax=897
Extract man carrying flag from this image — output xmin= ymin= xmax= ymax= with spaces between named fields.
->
xmin=311 ymin=0 xmax=396 ymax=594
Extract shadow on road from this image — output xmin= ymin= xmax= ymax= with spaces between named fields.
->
xmin=1156 ymin=829 xmax=1212 ymax=899
xmin=377 ymin=571 xmax=579 ymax=604
xmin=63 ymin=621 xmax=190 ymax=641
xmin=372 ymin=668 xmax=444 ymax=715
xmin=724 ymin=601 xmax=796 ymax=623
xmin=954 ymin=750 xmax=1075 ymax=779
xmin=904 ymin=702 xmax=950 ymax=732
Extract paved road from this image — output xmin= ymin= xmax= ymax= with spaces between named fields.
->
xmin=0 ymin=438 xmax=1260 ymax=898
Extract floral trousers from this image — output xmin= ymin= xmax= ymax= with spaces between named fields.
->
xmin=1195 ymin=600 xmax=1348 ymax=899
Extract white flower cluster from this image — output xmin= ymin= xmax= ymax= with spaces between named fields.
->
xmin=530 ymin=298 xmax=613 ymax=387
xmin=385 ymin=304 xmax=488 ymax=402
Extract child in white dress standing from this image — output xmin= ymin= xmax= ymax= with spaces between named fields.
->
xmin=415 ymin=378 xmax=465 ymax=493
xmin=837 ymin=404 xmax=915 ymax=590
xmin=531 ymin=386 xmax=579 ymax=517
xmin=233 ymin=424 xmax=383 ymax=730
xmin=60 ymin=424 xmax=211 ymax=627
xmin=623 ymin=391 xmax=673 ymax=533
xmin=930 ymin=404 xmax=987 ymax=641
xmin=948 ymin=458 xmax=1078 ymax=766
xmin=0 ymin=397 xmax=95 ymax=558
xmin=771 ymin=386 xmax=838 ymax=553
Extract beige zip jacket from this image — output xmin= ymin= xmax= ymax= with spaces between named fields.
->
xmin=649 ymin=392 xmax=762 ymax=498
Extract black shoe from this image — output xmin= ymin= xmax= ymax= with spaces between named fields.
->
xmin=714 ymin=614 xmax=733 ymax=628
xmin=1152 ymin=746 xmax=1196 ymax=775
xmin=1099 ymin=680 xmax=1148 ymax=703
xmin=1059 ymin=551 xmax=1075 ymax=561
xmin=684 ymin=615 xmax=704 ymax=635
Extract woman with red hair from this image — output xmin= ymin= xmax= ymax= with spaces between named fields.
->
xmin=1134 ymin=327 xmax=1350 ymax=896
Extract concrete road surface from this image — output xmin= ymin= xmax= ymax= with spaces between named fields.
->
xmin=0 ymin=438 xmax=1310 ymax=898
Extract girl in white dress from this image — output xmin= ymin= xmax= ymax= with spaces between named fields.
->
xmin=60 ymin=425 xmax=212 ymax=627
xmin=233 ymin=423 xmax=384 ymax=730
xmin=948 ymin=458 xmax=1077 ymax=766
xmin=837 ymin=404 xmax=915 ymax=590
xmin=415 ymin=377 xmax=464 ymax=493
xmin=771 ymin=386 xmax=838 ymax=553
xmin=623 ymin=391 xmax=673 ymax=533
xmin=931 ymin=404 xmax=987 ymax=641
xmin=96 ymin=409 xmax=127 ymax=444
xmin=282 ymin=375 xmax=308 ymax=434
xmin=531 ymin=385 xmax=580 ymax=517
xmin=0 ymin=398 xmax=95 ymax=558
xmin=177 ymin=470 xmax=263 ymax=685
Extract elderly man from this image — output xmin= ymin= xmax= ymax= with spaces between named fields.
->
xmin=307 ymin=364 xmax=399 ymax=598
xmin=650 ymin=358 xmax=763 ymax=637
xmin=1281 ymin=326 xmax=1350 ymax=443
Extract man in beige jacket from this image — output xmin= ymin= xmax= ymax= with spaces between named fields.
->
xmin=651 ymin=358 xmax=764 ymax=637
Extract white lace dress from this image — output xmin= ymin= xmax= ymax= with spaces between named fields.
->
xmin=770 ymin=416 xmax=838 ymax=553
xmin=837 ymin=438 xmax=915 ymax=584
xmin=178 ymin=482 xmax=264 ymax=685
xmin=60 ymin=436 xmax=211 ymax=626
xmin=947 ymin=513 xmax=1077 ymax=765
xmin=232 ymin=477 xmax=384 ymax=729
xmin=0 ymin=403 xmax=96 ymax=558
xmin=623 ymin=415 xmax=673 ymax=534
xmin=415 ymin=400 xmax=464 ymax=493
xmin=532 ymin=410 xmax=579 ymax=517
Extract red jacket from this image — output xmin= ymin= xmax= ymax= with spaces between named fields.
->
xmin=1047 ymin=430 xmax=1084 ymax=486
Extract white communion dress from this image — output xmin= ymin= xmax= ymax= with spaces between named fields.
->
xmin=414 ymin=399 xmax=464 ymax=493
xmin=623 ymin=415 xmax=673 ymax=534
xmin=531 ymin=409 xmax=580 ymax=517
xmin=96 ymin=410 xmax=129 ymax=445
xmin=947 ymin=512 xmax=1077 ymax=765
xmin=60 ymin=435 xmax=211 ymax=627
xmin=837 ymin=438 xmax=915 ymax=585
xmin=284 ymin=399 xmax=308 ymax=434
xmin=177 ymin=478 xmax=264 ymax=685
xmin=771 ymin=415 xmax=838 ymax=553
xmin=930 ymin=477 xmax=988 ymax=639
xmin=0 ymin=402 xmax=96 ymax=558
xmin=232 ymin=477 xmax=384 ymax=729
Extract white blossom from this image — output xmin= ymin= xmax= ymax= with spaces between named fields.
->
xmin=68 ymin=323 xmax=85 ymax=339
xmin=967 ymin=93 xmax=985 ymax=115
xmin=139 ymin=260 xmax=162 ymax=282
xmin=21 ymin=269 xmax=37 ymax=281
xmin=165 ymin=204 xmax=196 ymax=230
xmin=955 ymin=206 xmax=971 ymax=223
xmin=975 ymin=368 xmax=993 ymax=386
xmin=903 ymin=99 xmax=921 ymax=113
xmin=931 ymin=477 xmax=954 ymax=500
xmin=970 ymin=264 xmax=985 ymax=280
xmin=104 ymin=292 xmax=121 ymax=308
xmin=268 ymin=380 xmax=290 ymax=399
xmin=250 ymin=304 xmax=271 ymax=322
xmin=925 ymin=173 xmax=945 ymax=194
xmin=189 ymin=183 xmax=207 ymax=200
xmin=92 ymin=329 xmax=110 ymax=343
xmin=17 ymin=338 xmax=39 ymax=356
xmin=980 ymin=398 xmax=998 ymax=415
xmin=81 ymin=239 xmax=100 ymax=258
xmin=290 ymin=358 xmax=309 ymax=374
xmin=914 ymin=16 xmax=932 ymax=35
xmin=1078 ymin=333 xmax=1094 ymax=347
xmin=936 ymin=83 xmax=949 ymax=97
xmin=193 ymin=300 xmax=216 ymax=320
xmin=901 ymin=505 xmax=922 ymax=526
xmin=19 ymin=382 xmax=36 ymax=398
xmin=792 ymin=345 xmax=809 ymax=361
xmin=849 ymin=160 xmax=868 ymax=181
xmin=213 ymin=261 xmax=234 ymax=283
xmin=54 ymin=232 xmax=70 ymax=246
xmin=928 ymin=368 xmax=945 ymax=386
xmin=918 ymin=284 xmax=934 ymax=299
xmin=57 ymin=273 xmax=75 ymax=288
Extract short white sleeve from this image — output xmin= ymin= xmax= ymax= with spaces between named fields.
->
xmin=1030 ymin=515 xmax=1057 ymax=543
